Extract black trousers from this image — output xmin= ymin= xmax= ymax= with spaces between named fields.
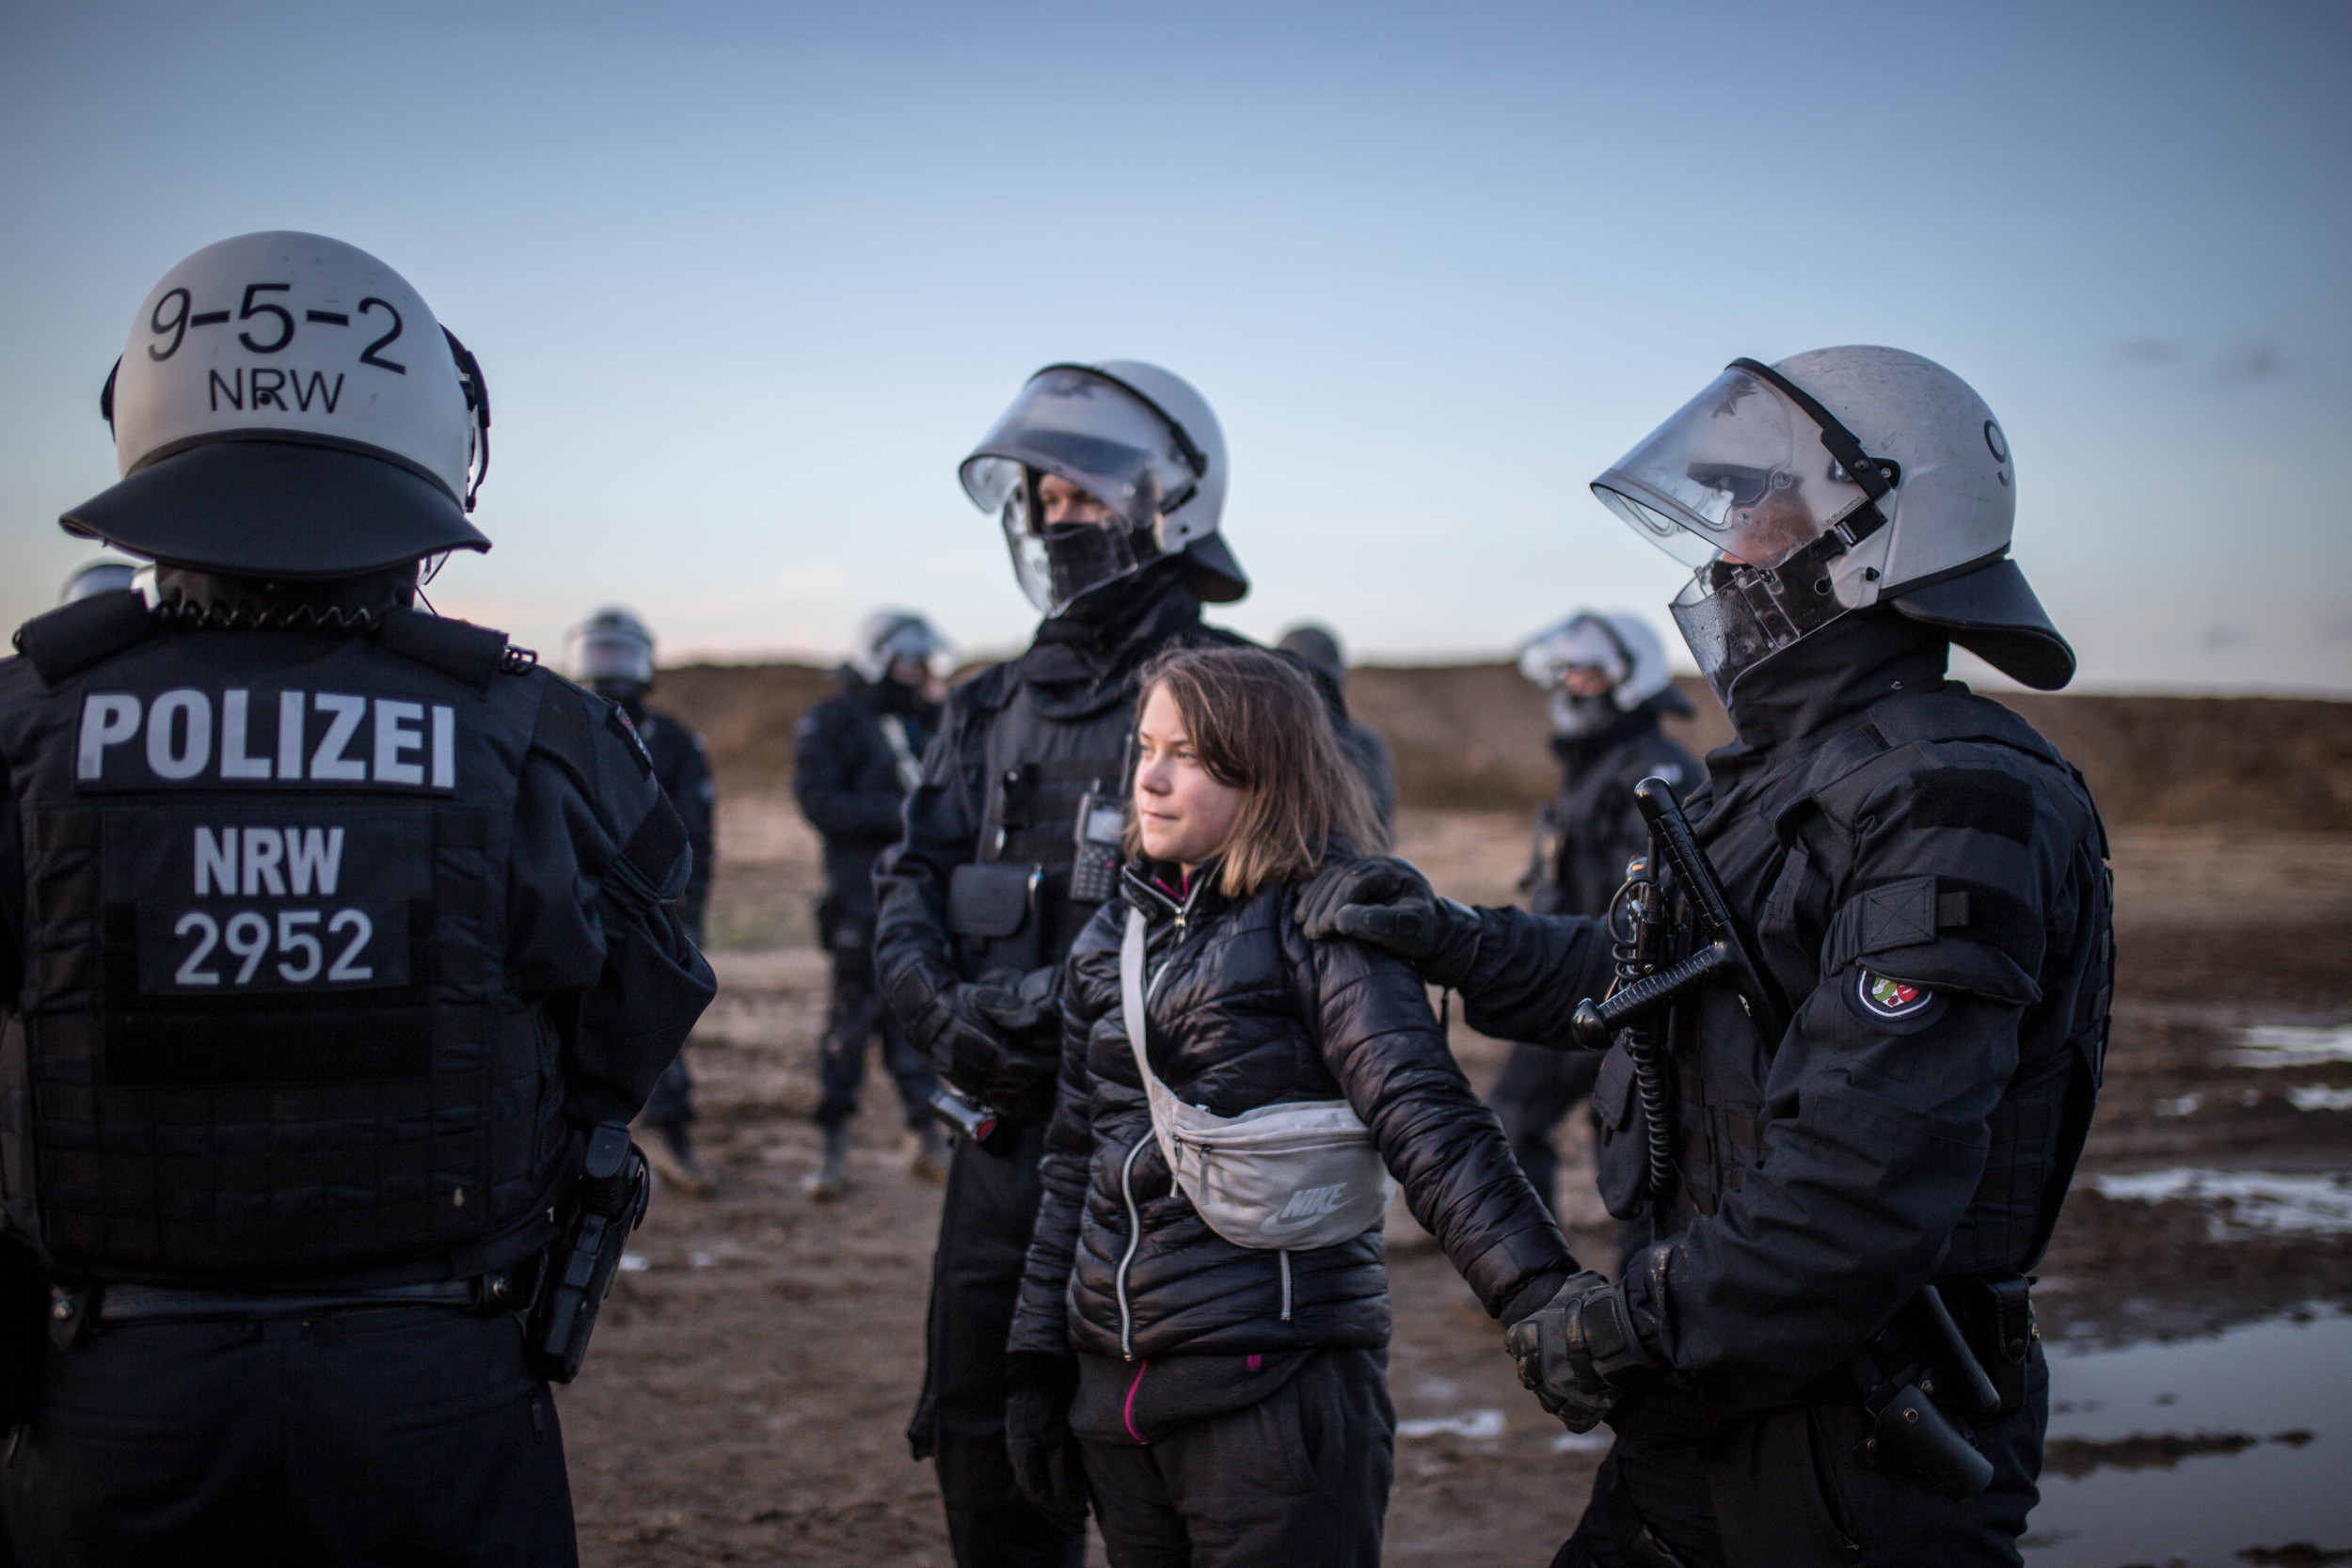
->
xmin=913 ymin=1124 xmax=1083 ymax=1568
xmin=1488 ymin=1043 xmax=1601 ymax=1220
xmin=2 ymin=1306 xmax=575 ymax=1568
xmin=816 ymin=926 xmax=936 ymax=1132
xmin=1553 ymin=1352 xmax=2049 ymax=1568
xmin=1079 ymin=1348 xmax=1394 ymax=1568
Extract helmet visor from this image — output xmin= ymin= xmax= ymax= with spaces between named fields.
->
xmin=998 ymin=483 xmax=1155 ymax=617
xmin=571 ymin=628 xmax=654 ymax=685
xmin=1592 ymin=366 xmax=1875 ymax=572
xmin=1517 ymin=615 xmax=1630 ymax=689
xmin=961 ymin=366 xmax=1201 ymax=532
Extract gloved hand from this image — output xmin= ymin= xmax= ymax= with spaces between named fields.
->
xmin=1005 ymin=1354 xmax=1089 ymax=1535
xmin=1503 ymin=1268 xmax=1661 ymax=1434
xmin=1295 ymin=855 xmax=1482 ymax=986
xmin=886 ymin=960 xmax=1055 ymax=1109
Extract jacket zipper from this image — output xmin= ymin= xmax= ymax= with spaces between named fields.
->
xmin=1115 ymin=1135 xmax=1148 ymax=1360
xmin=1115 ymin=864 xmax=1216 ymax=1362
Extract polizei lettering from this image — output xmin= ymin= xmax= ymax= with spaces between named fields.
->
xmin=77 ymin=689 xmax=458 ymax=793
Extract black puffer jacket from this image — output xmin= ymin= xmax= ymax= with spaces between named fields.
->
xmin=1009 ymin=861 xmax=1575 ymax=1364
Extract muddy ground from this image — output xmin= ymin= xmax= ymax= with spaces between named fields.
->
xmin=555 ymin=801 xmax=2352 ymax=1566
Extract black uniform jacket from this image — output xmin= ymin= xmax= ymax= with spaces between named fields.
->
xmin=875 ymin=572 xmax=1252 ymax=1006
xmin=0 ymin=594 xmax=717 ymax=1284
xmin=1448 ymin=616 xmax=2112 ymax=1420
xmin=1528 ymin=696 xmax=1701 ymax=919
xmin=630 ymin=704 xmax=715 ymax=932
xmin=792 ymin=673 xmax=939 ymax=915
xmin=1009 ymin=862 xmax=1573 ymax=1364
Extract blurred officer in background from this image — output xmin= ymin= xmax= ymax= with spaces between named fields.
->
xmin=1492 ymin=611 xmax=1697 ymax=1223
xmin=0 ymin=231 xmax=714 ymax=1565
xmin=57 ymin=560 xmax=140 ymax=606
xmin=792 ymin=609 xmax=951 ymax=1198
xmin=1300 ymin=348 xmax=2110 ymax=1567
xmin=1277 ymin=621 xmax=1397 ymax=830
xmin=876 ymin=362 xmax=1272 ymax=1568
xmin=572 ymin=608 xmax=720 ymax=1197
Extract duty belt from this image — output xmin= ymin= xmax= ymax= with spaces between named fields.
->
xmin=92 ymin=1278 xmax=481 ymax=1325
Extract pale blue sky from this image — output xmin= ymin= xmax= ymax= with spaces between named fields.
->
xmin=4 ymin=1 xmax=2346 ymax=691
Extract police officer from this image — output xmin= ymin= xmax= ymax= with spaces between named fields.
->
xmin=57 ymin=560 xmax=140 ymax=606
xmin=793 ymin=609 xmax=950 ymax=1198
xmin=568 ymin=608 xmax=720 ymax=1197
xmin=1491 ymin=611 xmax=1698 ymax=1223
xmin=875 ymin=362 xmax=1270 ymax=1568
xmin=1298 ymin=348 xmax=2112 ymax=1566
xmin=1277 ymin=621 xmax=1397 ymax=830
xmin=0 ymin=231 xmax=716 ymax=1565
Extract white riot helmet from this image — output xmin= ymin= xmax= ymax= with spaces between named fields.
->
xmin=568 ymin=608 xmax=656 ymax=689
xmin=62 ymin=231 xmax=492 ymax=578
xmin=850 ymin=609 xmax=949 ymax=684
xmin=58 ymin=560 xmax=139 ymax=605
xmin=1591 ymin=346 xmax=2073 ymax=704
xmin=1518 ymin=611 xmax=1680 ymax=737
xmin=959 ymin=360 xmax=1246 ymax=616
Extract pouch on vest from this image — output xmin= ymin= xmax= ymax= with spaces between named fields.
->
xmin=1120 ymin=905 xmax=1393 ymax=1252
xmin=949 ymin=862 xmax=1040 ymax=974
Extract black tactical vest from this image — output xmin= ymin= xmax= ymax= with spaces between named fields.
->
xmin=946 ymin=675 xmax=1130 ymax=977
xmin=1592 ymin=688 xmax=2113 ymax=1282
xmin=0 ymin=597 xmax=566 ymax=1284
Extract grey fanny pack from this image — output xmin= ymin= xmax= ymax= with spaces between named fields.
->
xmin=1120 ymin=905 xmax=1393 ymax=1252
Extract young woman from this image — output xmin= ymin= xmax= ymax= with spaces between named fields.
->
xmin=1004 ymin=646 xmax=1582 ymax=1567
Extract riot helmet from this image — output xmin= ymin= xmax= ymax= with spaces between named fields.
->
xmin=58 ymin=560 xmax=140 ymax=605
xmin=850 ymin=608 xmax=950 ymax=685
xmin=960 ymin=360 xmax=1245 ymax=616
xmin=1518 ymin=611 xmax=1679 ymax=737
xmin=1591 ymin=346 xmax=2074 ymax=704
xmin=62 ymin=231 xmax=492 ymax=578
xmin=569 ymin=607 xmax=657 ymax=703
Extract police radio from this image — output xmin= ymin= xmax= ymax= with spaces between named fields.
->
xmin=1068 ymin=789 xmax=1125 ymax=904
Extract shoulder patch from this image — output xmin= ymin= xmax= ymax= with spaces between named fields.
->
xmin=1845 ymin=968 xmax=1947 ymax=1034
xmin=1908 ymin=768 xmax=2037 ymax=846
xmin=606 ymin=704 xmax=655 ymax=778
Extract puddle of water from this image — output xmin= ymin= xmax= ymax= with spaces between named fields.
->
xmin=2233 ymin=1024 xmax=2352 ymax=1068
xmin=2092 ymin=1170 xmax=2352 ymax=1235
xmin=2023 ymin=1310 xmax=2352 ymax=1567
xmin=2291 ymin=1085 xmax=2352 ymax=1112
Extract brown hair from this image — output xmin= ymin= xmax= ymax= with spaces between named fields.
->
xmin=1127 ymin=645 xmax=1387 ymax=898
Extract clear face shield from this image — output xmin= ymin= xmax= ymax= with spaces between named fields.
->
xmin=570 ymin=626 xmax=655 ymax=689
xmin=1591 ymin=362 xmax=1898 ymax=705
xmin=960 ymin=367 xmax=1208 ymax=616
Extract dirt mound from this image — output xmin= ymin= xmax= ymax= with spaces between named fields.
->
xmin=652 ymin=659 xmax=2352 ymax=832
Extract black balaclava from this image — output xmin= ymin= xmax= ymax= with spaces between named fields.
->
xmin=590 ymin=677 xmax=651 ymax=719
xmin=1720 ymin=606 xmax=1951 ymax=754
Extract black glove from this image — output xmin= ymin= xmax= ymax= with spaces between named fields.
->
xmin=1005 ymin=1354 xmax=1089 ymax=1535
xmin=1502 ymin=1268 xmax=1663 ymax=1434
xmin=1295 ymin=855 xmax=1482 ymax=986
xmin=887 ymin=960 xmax=1056 ymax=1108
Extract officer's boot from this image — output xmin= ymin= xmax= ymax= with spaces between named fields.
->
xmin=804 ymin=1124 xmax=851 ymax=1201
xmin=907 ymin=1122 xmax=949 ymax=1184
xmin=644 ymin=1122 xmax=717 ymax=1199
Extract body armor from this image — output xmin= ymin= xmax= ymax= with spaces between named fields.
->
xmin=946 ymin=672 xmax=1134 ymax=979
xmin=1591 ymin=687 xmax=2113 ymax=1291
xmin=0 ymin=596 xmax=576 ymax=1284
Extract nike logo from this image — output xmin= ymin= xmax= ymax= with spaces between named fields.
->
xmin=1260 ymin=1182 xmax=1353 ymax=1237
